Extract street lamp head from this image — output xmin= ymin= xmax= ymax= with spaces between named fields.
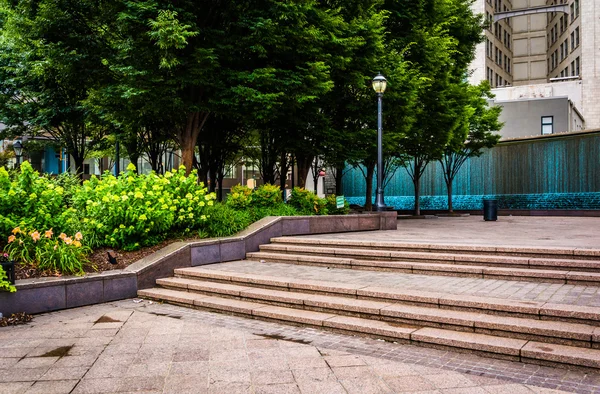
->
xmin=12 ymin=139 xmax=23 ymax=157
xmin=372 ymin=73 xmax=387 ymax=94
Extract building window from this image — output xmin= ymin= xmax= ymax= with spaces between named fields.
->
xmin=570 ymin=3 xmax=575 ymax=22
xmin=224 ymin=164 xmax=237 ymax=179
xmin=571 ymin=32 xmax=575 ymax=51
xmin=575 ymin=56 xmax=580 ymax=76
xmin=571 ymin=60 xmax=575 ymax=76
xmin=575 ymin=0 xmax=579 ymax=19
xmin=541 ymin=116 xmax=554 ymax=135
xmin=575 ymin=27 xmax=580 ymax=48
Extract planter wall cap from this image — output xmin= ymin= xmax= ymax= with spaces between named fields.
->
xmin=15 ymin=269 xmax=136 ymax=290
xmin=237 ymin=216 xmax=281 ymax=238
xmin=187 ymin=237 xmax=244 ymax=248
xmin=125 ymin=242 xmax=189 ymax=274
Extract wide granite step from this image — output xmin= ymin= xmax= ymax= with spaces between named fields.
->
xmin=257 ymin=243 xmax=600 ymax=272
xmin=246 ymin=251 xmax=600 ymax=286
xmin=270 ymin=237 xmax=600 ymax=260
xmin=172 ymin=266 xmax=600 ymax=325
xmin=138 ymin=286 xmax=600 ymax=369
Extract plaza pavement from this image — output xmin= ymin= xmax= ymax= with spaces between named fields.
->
xmin=305 ymin=216 xmax=600 ymax=249
xmin=2 ymin=215 xmax=600 ymax=393
xmin=0 ymin=300 xmax=584 ymax=394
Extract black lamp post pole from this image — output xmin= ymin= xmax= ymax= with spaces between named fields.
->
xmin=375 ymin=92 xmax=386 ymax=211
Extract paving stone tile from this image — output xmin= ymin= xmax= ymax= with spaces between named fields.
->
xmin=163 ymin=374 xmax=208 ymax=394
xmin=252 ymin=369 xmax=295 ymax=385
xmin=331 ymin=365 xmax=374 ymax=379
xmin=71 ymin=378 xmax=123 ymax=393
xmin=339 ymin=377 xmax=394 ymax=394
xmin=295 ymin=379 xmax=347 ymax=394
xmin=325 ymin=355 xmax=367 ymax=367
xmin=1 ymin=382 xmax=33 ymax=394
xmin=208 ymin=382 xmax=252 ymax=394
xmin=0 ymin=367 xmax=50 ymax=382
xmin=125 ymin=362 xmax=170 ymax=377
xmin=324 ymin=316 xmax=416 ymax=340
xmin=422 ymin=373 xmax=479 ymax=389
xmin=439 ymin=388 xmax=490 ymax=394
xmin=287 ymin=357 xmax=330 ymax=370
xmin=384 ymin=375 xmax=438 ymax=392
xmin=39 ymin=366 xmax=88 ymax=381
xmin=482 ymin=384 xmax=536 ymax=394
xmin=209 ymin=367 xmax=251 ymax=384
xmin=253 ymin=305 xmax=336 ymax=326
xmin=24 ymin=379 xmax=78 ymax=394
xmin=254 ymin=383 xmax=302 ymax=394
xmin=116 ymin=376 xmax=166 ymax=392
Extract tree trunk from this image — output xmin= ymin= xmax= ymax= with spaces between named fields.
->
xmin=279 ymin=152 xmax=288 ymax=200
xmin=447 ymin=180 xmax=453 ymax=213
xmin=364 ymin=162 xmax=375 ymax=211
xmin=413 ymin=171 xmax=421 ymax=216
xmin=335 ymin=165 xmax=344 ymax=195
xmin=178 ymin=112 xmax=209 ymax=175
xmin=73 ymin=155 xmax=85 ymax=180
xmin=295 ymin=154 xmax=311 ymax=188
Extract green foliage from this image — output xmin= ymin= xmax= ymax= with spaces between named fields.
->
xmin=325 ymin=195 xmax=350 ymax=215
xmin=288 ymin=188 xmax=328 ymax=216
xmin=4 ymin=228 xmax=89 ymax=276
xmin=0 ymin=253 xmax=16 ymax=292
xmin=251 ymin=184 xmax=282 ymax=208
xmin=73 ymin=164 xmax=215 ymax=251
xmin=0 ymin=162 xmax=80 ymax=238
xmin=202 ymin=204 xmax=252 ymax=238
xmin=226 ymin=185 xmax=253 ymax=210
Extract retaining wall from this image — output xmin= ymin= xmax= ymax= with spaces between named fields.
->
xmin=0 ymin=213 xmax=397 ymax=315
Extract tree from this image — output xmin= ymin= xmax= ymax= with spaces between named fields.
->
xmin=0 ymin=0 xmax=116 ymax=177
xmin=385 ymin=0 xmax=484 ymax=215
xmin=440 ymin=82 xmax=502 ymax=213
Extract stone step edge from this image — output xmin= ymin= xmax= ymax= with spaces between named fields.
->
xmin=173 ymin=266 xmax=600 ymax=323
xmin=258 ymin=244 xmax=600 ymax=270
xmin=138 ymin=287 xmax=600 ymax=370
xmin=246 ymin=252 xmax=600 ymax=284
xmin=156 ymin=276 xmax=600 ymax=345
xmin=270 ymin=237 xmax=600 ymax=258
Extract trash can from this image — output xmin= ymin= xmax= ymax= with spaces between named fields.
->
xmin=483 ymin=199 xmax=498 ymax=221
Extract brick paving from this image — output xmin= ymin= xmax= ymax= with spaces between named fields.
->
xmin=1 ymin=299 xmax=597 ymax=394
xmin=298 ymin=216 xmax=600 ymax=250
xmin=201 ymin=260 xmax=600 ymax=307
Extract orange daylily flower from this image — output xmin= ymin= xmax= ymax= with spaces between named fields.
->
xmin=74 ymin=232 xmax=83 ymax=241
xmin=31 ymin=231 xmax=41 ymax=242
xmin=7 ymin=235 xmax=15 ymax=243
xmin=44 ymin=229 xmax=53 ymax=238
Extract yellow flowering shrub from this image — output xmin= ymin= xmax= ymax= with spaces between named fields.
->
xmin=73 ymin=165 xmax=215 ymax=250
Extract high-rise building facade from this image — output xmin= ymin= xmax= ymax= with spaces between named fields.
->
xmin=469 ymin=0 xmax=600 ymax=133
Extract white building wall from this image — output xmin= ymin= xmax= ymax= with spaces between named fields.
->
xmin=580 ymin=0 xmax=600 ymax=129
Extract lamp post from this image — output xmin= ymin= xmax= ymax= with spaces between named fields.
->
xmin=12 ymin=139 xmax=23 ymax=169
xmin=372 ymin=73 xmax=387 ymax=211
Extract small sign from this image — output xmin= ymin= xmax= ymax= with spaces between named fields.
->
xmin=336 ymin=196 xmax=345 ymax=209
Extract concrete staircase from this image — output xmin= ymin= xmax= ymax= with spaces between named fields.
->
xmin=139 ymin=236 xmax=600 ymax=370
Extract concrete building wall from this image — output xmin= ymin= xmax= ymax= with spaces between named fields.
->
xmin=512 ymin=0 xmax=548 ymax=85
xmin=494 ymin=97 xmax=570 ymax=138
xmin=580 ymin=0 xmax=600 ymax=129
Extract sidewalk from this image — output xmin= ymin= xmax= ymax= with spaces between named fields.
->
xmin=304 ymin=216 xmax=600 ymax=249
xmin=0 ymin=300 xmax=582 ymax=393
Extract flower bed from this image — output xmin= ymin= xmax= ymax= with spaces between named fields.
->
xmin=0 ymin=162 xmax=349 ymax=281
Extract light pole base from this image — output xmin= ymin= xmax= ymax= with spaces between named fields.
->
xmin=375 ymin=203 xmax=388 ymax=212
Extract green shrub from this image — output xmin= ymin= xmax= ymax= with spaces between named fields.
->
xmin=288 ymin=187 xmax=327 ymax=215
xmin=0 ymin=162 xmax=77 ymax=238
xmin=0 ymin=253 xmax=16 ymax=292
xmin=72 ymin=164 xmax=216 ymax=250
xmin=248 ymin=203 xmax=298 ymax=222
xmin=226 ymin=184 xmax=253 ymax=210
xmin=251 ymin=184 xmax=282 ymax=208
xmin=202 ymin=204 xmax=252 ymax=237
xmin=325 ymin=195 xmax=350 ymax=215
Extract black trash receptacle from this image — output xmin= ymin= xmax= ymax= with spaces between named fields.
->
xmin=483 ymin=199 xmax=498 ymax=221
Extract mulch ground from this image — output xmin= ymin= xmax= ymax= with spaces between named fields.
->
xmin=14 ymin=237 xmax=200 ymax=280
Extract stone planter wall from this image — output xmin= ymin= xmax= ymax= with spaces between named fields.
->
xmin=0 ymin=212 xmax=397 ymax=315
